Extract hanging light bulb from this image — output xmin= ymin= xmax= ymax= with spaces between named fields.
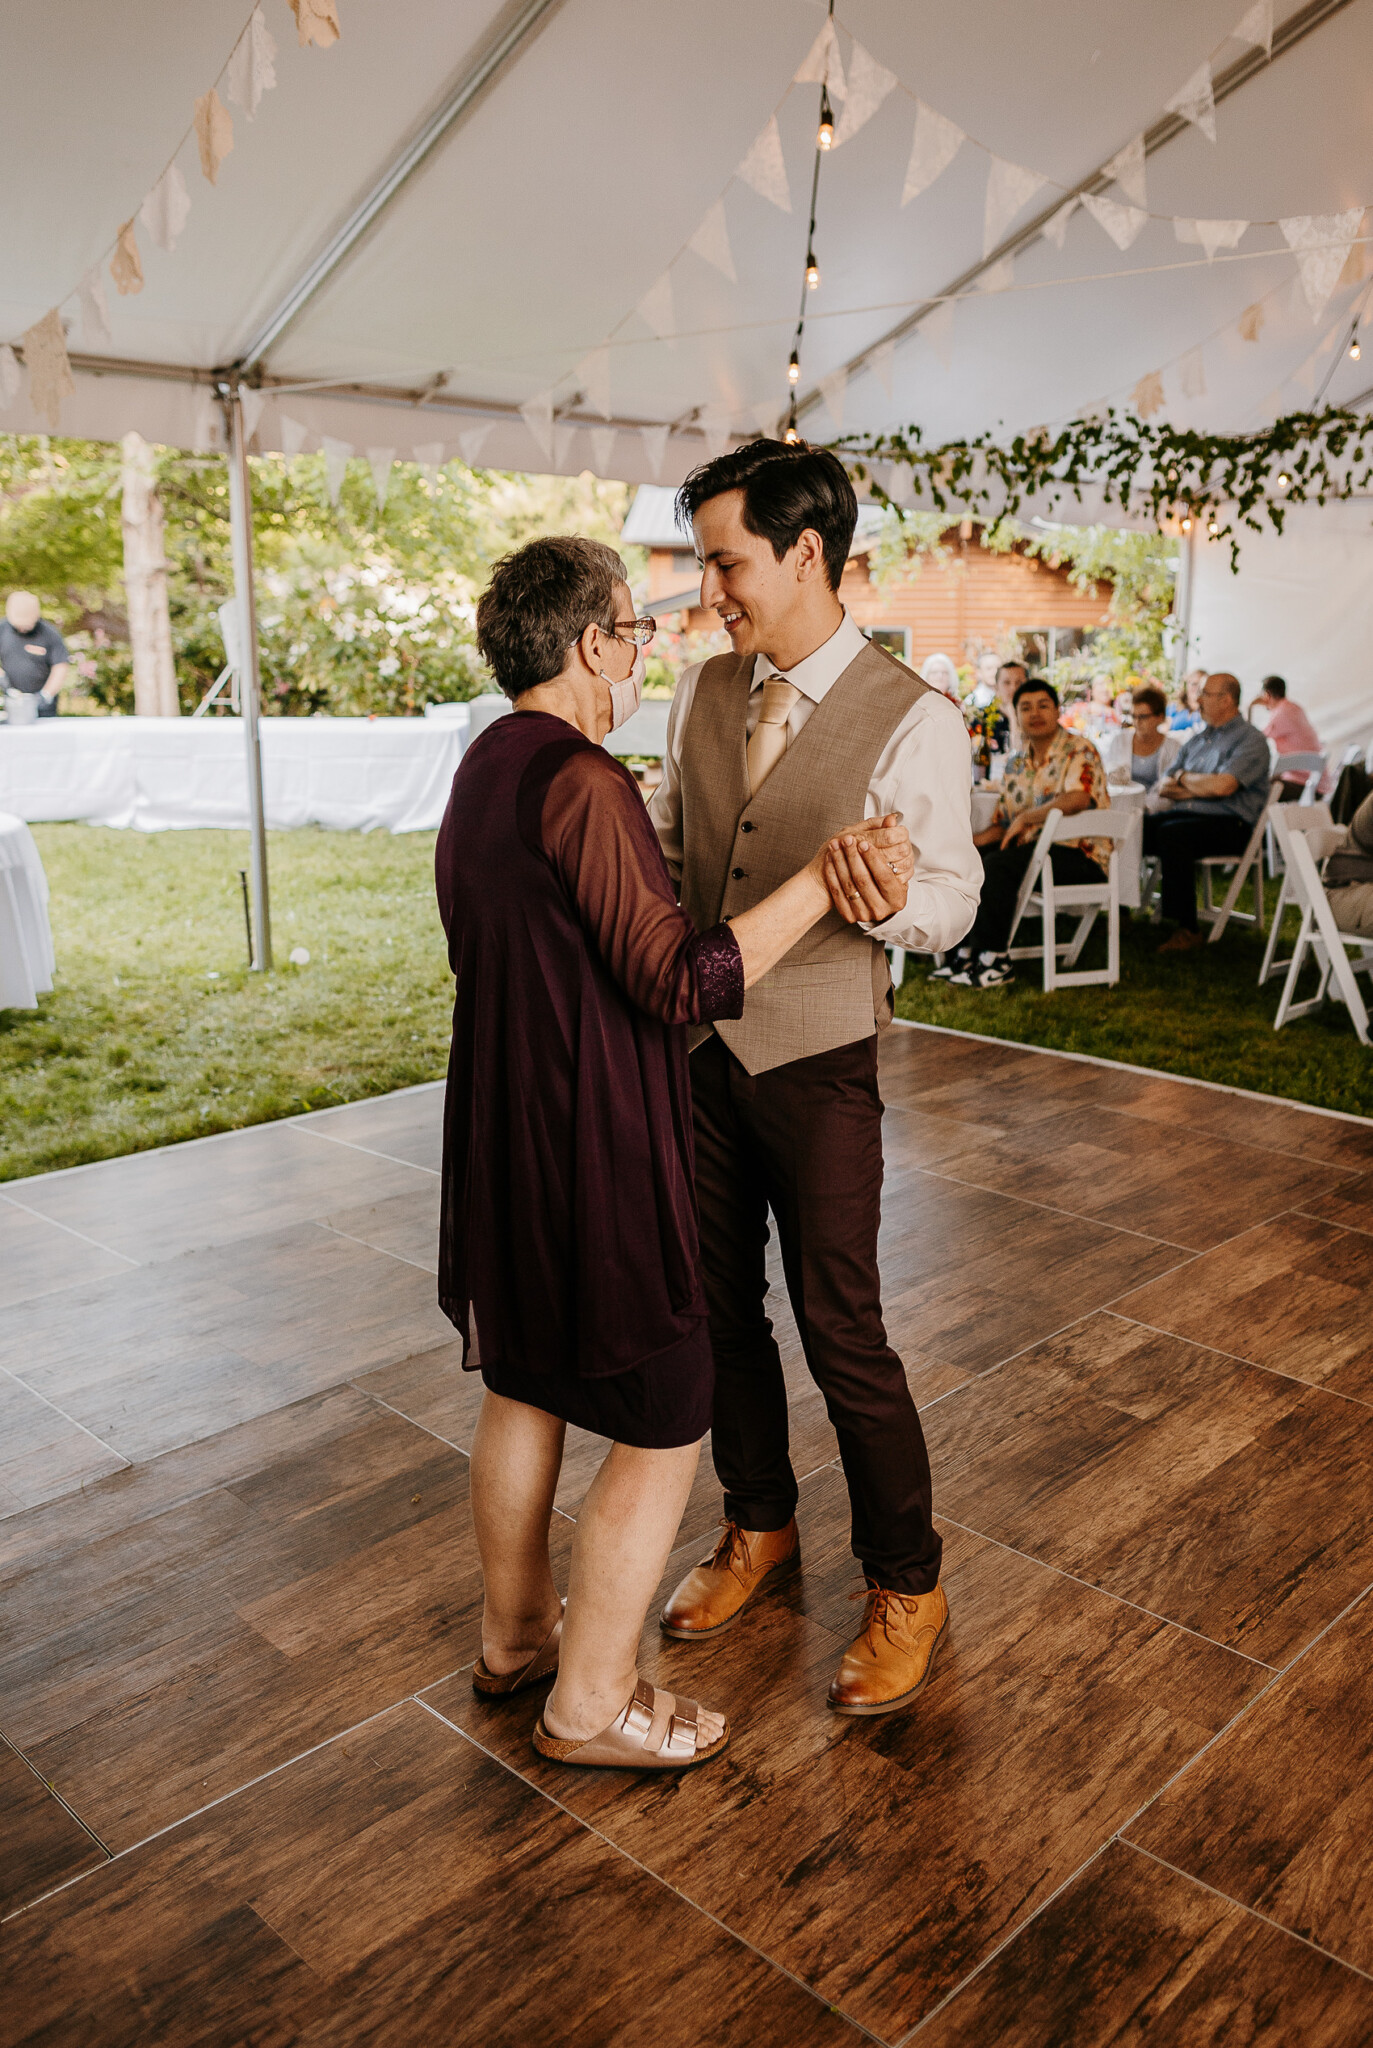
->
xmin=805 ymin=250 xmax=820 ymax=291
xmin=1180 ymin=515 xmax=1192 ymax=533
xmin=783 ymin=411 xmax=801 ymax=445
xmin=788 ymin=349 xmax=801 ymax=386
xmin=1276 ymin=471 xmax=1291 ymax=492
xmin=1349 ymin=336 xmax=1362 ymax=361
xmin=817 ymin=86 xmax=834 ymax=150
xmin=1207 ymin=517 xmax=1220 ymax=537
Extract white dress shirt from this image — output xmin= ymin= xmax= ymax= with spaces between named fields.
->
xmin=648 ymin=610 xmax=980 ymax=954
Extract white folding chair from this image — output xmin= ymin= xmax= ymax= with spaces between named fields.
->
xmin=1258 ymin=802 xmax=1334 ymax=985
xmin=886 ymin=943 xmax=907 ymax=989
xmin=1270 ymin=808 xmax=1373 ymax=1046
xmin=1265 ymin=751 xmax=1329 ymax=876
xmin=1005 ymin=808 xmax=1137 ymax=990
xmin=1201 ymin=780 xmax=1282 ymax=942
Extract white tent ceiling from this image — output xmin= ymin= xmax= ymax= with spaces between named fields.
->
xmin=3 ymin=0 xmax=1373 ymax=486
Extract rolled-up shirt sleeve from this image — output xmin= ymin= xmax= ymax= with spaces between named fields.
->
xmin=862 ymin=692 xmax=981 ymax=954
xmin=543 ymin=746 xmax=743 ymax=1025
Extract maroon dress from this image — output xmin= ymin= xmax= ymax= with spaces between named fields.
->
xmin=435 ymin=710 xmax=744 ymax=1448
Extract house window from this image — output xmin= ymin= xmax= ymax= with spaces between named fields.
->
xmin=670 ymin=550 xmax=699 ymax=577
xmin=863 ymin=626 xmax=910 ymax=663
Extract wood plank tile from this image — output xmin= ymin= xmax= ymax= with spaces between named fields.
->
xmin=0 ymin=1399 xmax=560 ymax=1851
xmin=0 ymin=1736 xmax=105 ymax=1916
xmin=6 ymin=1121 xmax=436 ymax=1264
xmin=0 ymin=1371 xmax=125 ymax=1518
xmin=292 ymin=1084 xmax=444 ymax=1174
xmin=1129 ymin=1592 xmax=1373 ymax=1976
xmin=917 ymin=1840 xmax=1373 ymax=2047
xmin=427 ymin=1465 xmax=1262 ymax=2042
xmin=0 ymin=1222 xmax=453 ymax=1463
xmin=0 ymin=1704 xmax=861 ymax=2048
xmin=0 ymin=1197 xmax=133 ymax=1309
xmin=322 ymin=1182 xmax=440 ymax=1271
xmin=888 ymin=1101 xmax=1349 ymax=1253
xmin=923 ymin=1312 xmax=1373 ymax=1664
xmin=1115 ymin=1213 xmax=1373 ymax=1405
xmin=1296 ymin=1170 xmax=1373 ymax=1238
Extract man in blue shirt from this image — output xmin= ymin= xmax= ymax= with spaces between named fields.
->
xmin=1143 ymin=671 xmax=1273 ymax=950
xmin=0 ymin=592 xmax=70 ymax=720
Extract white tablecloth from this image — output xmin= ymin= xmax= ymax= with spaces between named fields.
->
xmin=0 ymin=715 xmax=469 ymax=834
xmin=970 ymin=781 xmax=1146 ymax=906
xmin=0 ymin=812 xmax=55 ymax=1009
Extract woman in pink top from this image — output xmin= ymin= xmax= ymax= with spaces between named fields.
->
xmin=1258 ymin=675 xmax=1326 ymax=795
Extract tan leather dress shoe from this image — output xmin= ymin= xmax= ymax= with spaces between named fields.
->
xmin=828 ymin=1581 xmax=948 ymax=1715
xmin=660 ymin=1519 xmax=800 ymax=1640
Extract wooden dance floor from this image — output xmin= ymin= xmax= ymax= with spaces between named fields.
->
xmin=3 ymin=1022 xmax=1373 ymax=2045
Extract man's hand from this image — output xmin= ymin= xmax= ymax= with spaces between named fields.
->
xmin=823 ymin=825 xmax=910 ymax=925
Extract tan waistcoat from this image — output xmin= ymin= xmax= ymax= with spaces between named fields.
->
xmin=679 ymin=640 xmax=928 ymax=1075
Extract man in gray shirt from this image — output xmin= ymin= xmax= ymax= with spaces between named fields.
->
xmin=1142 ymin=671 xmax=1272 ymax=950
xmin=0 ymin=592 xmax=70 ymax=719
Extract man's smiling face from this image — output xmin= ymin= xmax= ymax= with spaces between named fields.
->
xmin=692 ymin=489 xmax=809 ymax=662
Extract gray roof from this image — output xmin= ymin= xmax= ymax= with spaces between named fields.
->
xmin=621 ymin=485 xmax=690 ymax=550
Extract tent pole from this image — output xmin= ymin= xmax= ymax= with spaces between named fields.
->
xmin=223 ymin=383 xmax=273 ymax=972
xmin=1174 ymin=527 xmax=1196 ymax=689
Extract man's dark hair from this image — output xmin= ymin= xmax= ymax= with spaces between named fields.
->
xmin=1132 ymin=684 xmax=1167 ymax=718
xmin=997 ymin=660 xmax=1028 ymax=683
xmin=476 ymin=536 xmax=626 ymax=701
xmin=1261 ymin=674 xmax=1287 ymax=699
xmin=1013 ymin=677 xmax=1059 ymax=710
xmin=675 ymin=438 xmax=857 ymax=591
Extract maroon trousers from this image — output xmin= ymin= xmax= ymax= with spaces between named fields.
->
xmin=689 ymin=1032 xmax=942 ymax=1596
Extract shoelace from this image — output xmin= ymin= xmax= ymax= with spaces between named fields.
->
xmin=849 ymin=1581 xmax=909 ymax=1650
xmin=708 ymin=1519 xmax=750 ymax=1581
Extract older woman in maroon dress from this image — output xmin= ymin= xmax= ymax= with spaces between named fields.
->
xmin=436 ymin=536 xmax=908 ymax=1769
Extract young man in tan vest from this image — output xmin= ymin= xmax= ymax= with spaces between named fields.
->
xmin=649 ymin=441 xmax=980 ymax=1713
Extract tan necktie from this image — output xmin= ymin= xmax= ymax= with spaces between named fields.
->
xmin=746 ymin=676 xmax=802 ymax=796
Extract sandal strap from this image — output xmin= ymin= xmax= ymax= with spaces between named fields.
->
xmin=622 ymin=1678 xmax=656 ymax=1740
xmin=659 ymin=1696 xmax=699 ymax=1761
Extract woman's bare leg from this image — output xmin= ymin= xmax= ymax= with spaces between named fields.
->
xmin=470 ymin=1391 xmax=566 ymax=1675
xmin=544 ymin=1440 xmax=725 ymax=1754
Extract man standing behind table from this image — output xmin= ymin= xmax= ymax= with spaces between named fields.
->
xmin=1142 ymin=671 xmax=1273 ymax=952
xmin=648 ymin=439 xmax=980 ymax=1717
xmin=0 ymin=593 xmax=69 ymax=720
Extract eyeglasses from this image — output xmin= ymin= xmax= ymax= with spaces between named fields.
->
xmin=610 ymin=617 xmax=656 ymax=648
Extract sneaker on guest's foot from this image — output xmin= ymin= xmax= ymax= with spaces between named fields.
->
xmin=949 ymin=951 xmax=1014 ymax=988
xmin=929 ymin=946 xmax=971 ymax=982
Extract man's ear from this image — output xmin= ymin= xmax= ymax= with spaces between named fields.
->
xmin=794 ymin=527 xmax=826 ymax=584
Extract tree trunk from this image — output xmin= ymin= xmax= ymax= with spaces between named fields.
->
xmin=121 ymin=431 xmax=179 ymax=716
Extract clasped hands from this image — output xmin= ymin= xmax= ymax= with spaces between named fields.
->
xmin=810 ymin=812 xmax=913 ymax=926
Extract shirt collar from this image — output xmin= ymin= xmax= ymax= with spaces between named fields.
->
xmin=750 ymin=609 xmax=868 ymax=704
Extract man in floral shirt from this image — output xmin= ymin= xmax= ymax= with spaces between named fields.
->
xmin=938 ymin=676 xmax=1110 ymax=988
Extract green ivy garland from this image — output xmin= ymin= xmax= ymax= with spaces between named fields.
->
xmin=837 ymin=404 xmax=1373 ymax=566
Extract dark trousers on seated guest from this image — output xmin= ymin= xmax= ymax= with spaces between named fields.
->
xmin=966 ymin=840 xmax=1104 ymax=955
xmin=1142 ymin=810 xmax=1250 ymax=929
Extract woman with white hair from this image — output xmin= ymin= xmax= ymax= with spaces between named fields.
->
xmin=920 ymin=652 xmax=962 ymax=703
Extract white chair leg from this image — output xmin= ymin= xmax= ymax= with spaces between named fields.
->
xmin=1258 ymin=874 xmax=1291 ymax=985
xmin=1064 ymin=907 xmax=1098 ymax=966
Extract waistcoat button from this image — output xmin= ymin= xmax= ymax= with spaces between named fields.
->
xmin=740 ymin=821 xmax=755 ymax=833
xmin=731 ymin=866 xmax=745 ymax=880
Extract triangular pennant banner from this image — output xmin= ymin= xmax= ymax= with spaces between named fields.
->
xmin=688 ymin=198 xmax=736 ymax=282
xmin=226 ymin=5 xmax=278 ymax=118
xmin=640 ymin=424 xmax=670 ymax=479
xmin=698 ymin=407 xmax=732 ymax=461
xmin=1102 ymin=133 xmax=1146 ymax=210
xmin=190 ymin=386 xmax=221 ymax=452
xmin=1165 ymin=62 xmax=1217 ymax=143
xmin=321 ymin=436 xmax=352 ymax=504
xmin=1281 ymin=210 xmax=1365 ymax=317
xmin=110 ymin=218 xmax=144 ymax=296
xmin=901 ymin=101 xmax=964 ymax=207
xmin=1232 ymin=0 xmax=1273 ymax=56
xmin=367 ymin=447 xmax=395 ymax=508
xmin=194 ymin=88 xmax=234 ymax=184
xmin=519 ymin=391 xmax=555 ymax=459
xmin=1200 ymin=218 xmax=1248 ymax=260
xmin=923 ymin=300 xmax=955 ymax=368
xmin=832 ymin=40 xmax=896 ymax=147
xmin=1132 ymin=371 xmax=1165 ymax=419
xmin=289 ymin=0 xmax=341 ymax=49
xmin=588 ymin=427 xmax=617 ymax=477
xmin=818 ymin=368 xmax=847 ymax=432
xmin=975 ymin=255 xmax=1015 ymax=293
xmin=1041 ymin=196 xmax=1078 ymax=249
xmin=736 ymin=115 xmax=791 ymax=212
xmin=78 ymin=265 xmax=112 ymax=347
xmin=552 ymin=421 xmax=577 ymax=471
xmin=21 ymin=309 xmax=75 ymax=431
xmin=793 ymin=17 xmax=846 ymax=99
xmin=0 ymin=346 xmax=20 ymax=407
xmin=413 ymin=440 xmax=446 ymax=479
xmin=280 ymin=416 xmax=309 ymax=456
xmin=869 ymin=338 xmax=894 ymax=397
xmin=575 ymin=347 xmax=611 ymax=419
xmin=1238 ymin=301 xmax=1265 ymax=341
xmin=983 ymin=157 xmax=1046 ymax=256
xmin=637 ymin=272 xmax=675 ymax=340
xmin=1179 ymin=347 xmax=1207 ymax=400
xmin=751 ymin=400 xmax=782 ymax=436
xmin=1081 ymin=192 xmax=1147 ymax=251
xmin=240 ymin=388 xmax=267 ymax=440
xmin=458 ymin=426 xmax=493 ymax=466
xmin=141 ymin=163 xmax=192 ymax=252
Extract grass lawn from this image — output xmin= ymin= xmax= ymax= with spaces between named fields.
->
xmin=3 ymin=825 xmax=1370 ymax=1183
xmin=895 ymin=887 xmax=1373 ymax=1121
xmin=1 ymin=825 xmax=454 ymax=1182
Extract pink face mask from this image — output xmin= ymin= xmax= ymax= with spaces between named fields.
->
xmin=600 ymin=642 xmax=645 ymax=731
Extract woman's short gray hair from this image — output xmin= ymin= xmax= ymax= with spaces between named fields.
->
xmin=476 ymin=536 xmax=629 ymax=701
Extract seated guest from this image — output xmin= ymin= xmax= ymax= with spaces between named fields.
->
xmin=936 ymin=676 xmax=1109 ymax=988
xmin=0 ymin=592 xmax=69 ymax=719
xmin=920 ymin=651 xmax=962 ymax=703
xmin=1103 ymin=684 xmax=1182 ymax=803
xmin=1081 ymin=673 xmax=1121 ymax=740
xmin=1143 ymin=671 xmax=1273 ymax=952
xmin=1325 ymin=790 xmax=1373 ymax=937
xmin=1167 ymin=669 xmax=1206 ymax=731
xmin=1256 ymin=675 xmax=1326 ymax=798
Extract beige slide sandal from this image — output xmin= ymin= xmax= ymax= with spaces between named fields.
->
xmin=533 ymin=1677 xmax=729 ymax=1770
xmin=471 ymin=1605 xmax=564 ymax=1698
